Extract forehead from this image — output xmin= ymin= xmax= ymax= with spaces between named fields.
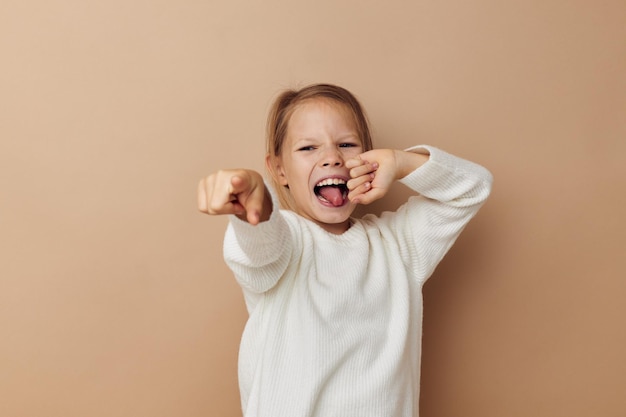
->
xmin=289 ymin=98 xmax=357 ymax=132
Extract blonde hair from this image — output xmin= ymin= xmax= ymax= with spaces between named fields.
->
xmin=265 ymin=83 xmax=373 ymax=209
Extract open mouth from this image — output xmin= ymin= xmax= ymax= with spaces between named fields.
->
xmin=314 ymin=178 xmax=348 ymax=207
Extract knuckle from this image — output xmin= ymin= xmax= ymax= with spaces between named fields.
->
xmin=208 ymin=201 xmax=224 ymax=214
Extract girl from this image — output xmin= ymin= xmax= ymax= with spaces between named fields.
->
xmin=198 ymin=84 xmax=492 ymax=417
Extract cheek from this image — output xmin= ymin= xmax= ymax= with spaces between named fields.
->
xmin=281 ymin=159 xmax=309 ymax=187
xmin=343 ymin=147 xmax=363 ymax=159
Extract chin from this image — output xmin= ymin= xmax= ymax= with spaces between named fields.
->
xmin=314 ymin=208 xmax=354 ymax=226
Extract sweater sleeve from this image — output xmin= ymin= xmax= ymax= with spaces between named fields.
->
xmin=223 ymin=184 xmax=293 ymax=294
xmin=383 ymin=145 xmax=493 ymax=283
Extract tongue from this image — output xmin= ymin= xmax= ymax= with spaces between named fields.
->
xmin=318 ymin=186 xmax=344 ymax=207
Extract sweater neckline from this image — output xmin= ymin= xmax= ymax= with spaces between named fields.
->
xmin=299 ymin=214 xmax=364 ymax=243
xmin=281 ymin=210 xmax=363 ymax=241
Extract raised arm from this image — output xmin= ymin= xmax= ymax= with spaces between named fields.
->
xmin=350 ymin=145 xmax=492 ymax=283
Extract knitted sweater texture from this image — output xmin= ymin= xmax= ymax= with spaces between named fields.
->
xmin=223 ymin=146 xmax=493 ymax=417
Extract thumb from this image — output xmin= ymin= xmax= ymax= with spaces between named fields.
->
xmin=229 ymin=174 xmax=250 ymax=195
xmin=357 ymin=187 xmax=386 ymax=205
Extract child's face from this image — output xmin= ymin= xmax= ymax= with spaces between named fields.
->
xmin=273 ymin=99 xmax=363 ymax=234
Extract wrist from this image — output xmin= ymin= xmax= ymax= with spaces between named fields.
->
xmin=395 ymin=149 xmax=429 ymax=179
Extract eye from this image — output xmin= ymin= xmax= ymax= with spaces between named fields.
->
xmin=298 ymin=145 xmax=315 ymax=151
xmin=339 ymin=142 xmax=359 ymax=148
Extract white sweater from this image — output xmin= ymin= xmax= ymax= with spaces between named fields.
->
xmin=223 ymin=146 xmax=493 ymax=417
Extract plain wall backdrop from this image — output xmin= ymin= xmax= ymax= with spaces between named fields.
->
xmin=1 ymin=0 xmax=625 ymax=416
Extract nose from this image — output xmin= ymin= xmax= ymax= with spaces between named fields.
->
xmin=321 ymin=147 xmax=344 ymax=167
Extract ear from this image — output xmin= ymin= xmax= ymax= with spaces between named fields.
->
xmin=265 ymin=154 xmax=289 ymax=187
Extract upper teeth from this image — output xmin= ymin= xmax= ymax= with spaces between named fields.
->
xmin=316 ymin=178 xmax=346 ymax=187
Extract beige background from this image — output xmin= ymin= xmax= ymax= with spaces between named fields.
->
xmin=1 ymin=0 xmax=625 ymax=416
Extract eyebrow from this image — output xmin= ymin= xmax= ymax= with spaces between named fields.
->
xmin=293 ymin=133 xmax=360 ymax=144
